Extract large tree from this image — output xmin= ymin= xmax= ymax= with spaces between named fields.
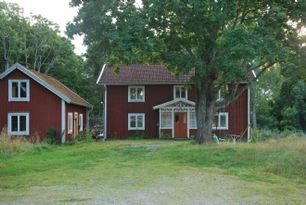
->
xmin=68 ymin=0 xmax=306 ymax=143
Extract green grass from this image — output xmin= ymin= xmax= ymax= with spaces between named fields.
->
xmin=0 ymin=138 xmax=306 ymax=203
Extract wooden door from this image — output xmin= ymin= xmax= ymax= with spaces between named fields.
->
xmin=73 ymin=112 xmax=79 ymax=137
xmin=174 ymin=112 xmax=187 ymax=138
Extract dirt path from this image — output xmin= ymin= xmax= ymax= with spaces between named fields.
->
xmin=2 ymin=168 xmax=305 ymax=205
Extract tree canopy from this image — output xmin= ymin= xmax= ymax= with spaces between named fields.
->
xmin=68 ymin=0 xmax=306 ymax=143
xmin=0 ymin=1 xmax=102 ymax=115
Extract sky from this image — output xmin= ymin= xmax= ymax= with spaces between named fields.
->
xmin=5 ymin=0 xmax=86 ymax=55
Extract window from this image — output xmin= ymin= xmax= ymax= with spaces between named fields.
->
xmin=160 ymin=112 xmax=172 ymax=129
xmin=213 ymin=112 xmax=229 ymax=130
xmin=128 ymin=113 xmax=145 ymax=130
xmin=79 ymin=114 xmax=83 ymax=131
xmin=189 ymin=111 xmax=197 ymax=129
xmin=174 ymin=86 xmax=187 ymax=99
xmin=8 ymin=113 xmax=29 ymax=135
xmin=8 ymin=80 xmax=30 ymax=101
xmin=128 ymin=86 xmax=145 ymax=102
xmin=68 ymin=113 xmax=73 ymax=134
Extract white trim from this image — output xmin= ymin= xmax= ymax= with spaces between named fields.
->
xmin=213 ymin=112 xmax=229 ymax=130
xmin=247 ymin=87 xmax=251 ymax=142
xmin=173 ymin=85 xmax=188 ymax=100
xmin=128 ymin=113 xmax=145 ymax=130
xmin=8 ymin=79 xmax=30 ymax=102
xmin=153 ymin=98 xmax=195 ymax=110
xmin=79 ymin=114 xmax=84 ymax=131
xmin=104 ymin=85 xmax=107 ymax=139
xmin=160 ymin=111 xmax=172 ymax=129
xmin=187 ymin=110 xmax=190 ymax=138
xmin=128 ymin=86 xmax=145 ymax=102
xmin=67 ymin=112 xmax=73 ymax=134
xmin=61 ymin=100 xmax=66 ymax=143
xmin=7 ymin=112 xmax=30 ymax=136
xmin=158 ymin=110 xmax=161 ymax=138
xmin=96 ymin=64 xmax=106 ymax=84
xmin=1 ymin=63 xmax=71 ymax=103
xmin=171 ymin=111 xmax=175 ymax=138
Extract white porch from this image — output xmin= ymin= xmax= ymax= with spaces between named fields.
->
xmin=153 ymin=99 xmax=196 ymax=139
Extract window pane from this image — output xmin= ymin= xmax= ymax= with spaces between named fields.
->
xmin=137 ymin=88 xmax=143 ymax=100
xmin=175 ymin=87 xmax=181 ymax=98
xmin=220 ymin=115 xmax=227 ymax=127
xmin=161 ymin=112 xmax=172 ymax=128
xmin=20 ymin=82 xmax=27 ymax=98
xmin=130 ymin=88 xmax=136 ymax=100
xmin=130 ymin=116 xmax=136 ymax=128
xmin=11 ymin=116 xmax=18 ymax=132
xmin=181 ymin=87 xmax=186 ymax=98
xmin=19 ymin=116 xmax=27 ymax=132
xmin=137 ymin=115 xmax=143 ymax=128
xmin=12 ymin=82 xmax=19 ymax=98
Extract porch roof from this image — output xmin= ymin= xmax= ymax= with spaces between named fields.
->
xmin=153 ymin=99 xmax=195 ymax=110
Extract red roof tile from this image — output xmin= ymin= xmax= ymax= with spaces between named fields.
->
xmin=97 ymin=64 xmax=194 ymax=85
xmin=29 ymin=70 xmax=92 ymax=108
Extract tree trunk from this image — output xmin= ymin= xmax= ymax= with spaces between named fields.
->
xmin=195 ymin=79 xmax=216 ymax=144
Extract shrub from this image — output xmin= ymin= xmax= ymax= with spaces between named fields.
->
xmin=76 ymin=131 xmax=94 ymax=142
xmin=128 ymin=131 xmax=146 ymax=140
xmin=251 ymin=128 xmax=305 ymax=142
xmin=45 ymin=128 xmax=61 ymax=144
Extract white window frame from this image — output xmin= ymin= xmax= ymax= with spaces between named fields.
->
xmin=8 ymin=79 xmax=30 ymax=102
xmin=160 ymin=111 xmax=172 ymax=129
xmin=189 ymin=111 xmax=197 ymax=129
xmin=79 ymin=114 xmax=83 ymax=131
xmin=68 ymin=112 xmax=73 ymax=134
xmin=8 ymin=112 xmax=30 ymax=136
xmin=128 ymin=86 xmax=145 ymax=102
xmin=173 ymin=85 xmax=188 ymax=100
xmin=213 ymin=112 xmax=229 ymax=130
xmin=128 ymin=113 xmax=145 ymax=130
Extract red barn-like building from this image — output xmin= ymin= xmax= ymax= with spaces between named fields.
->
xmin=0 ymin=63 xmax=92 ymax=142
xmin=97 ymin=64 xmax=251 ymax=140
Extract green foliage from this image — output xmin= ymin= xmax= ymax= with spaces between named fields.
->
xmin=251 ymin=129 xmax=304 ymax=142
xmin=0 ymin=1 xmax=99 ymax=114
xmin=45 ymin=128 xmax=61 ymax=145
xmin=68 ymin=0 xmax=306 ymax=143
xmin=76 ymin=131 xmax=94 ymax=142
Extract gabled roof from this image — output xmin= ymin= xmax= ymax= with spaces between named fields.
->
xmin=153 ymin=99 xmax=195 ymax=110
xmin=97 ymin=64 xmax=194 ymax=85
xmin=0 ymin=63 xmax=92 ymax=108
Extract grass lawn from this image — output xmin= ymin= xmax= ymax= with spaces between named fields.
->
xmin=0 ymin=138 xmax=306 ymax=204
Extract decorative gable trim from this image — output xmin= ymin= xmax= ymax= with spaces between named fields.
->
xmin=1 ymin=63 xmax=71 ymax=103
xmin=153 ymin=99 xmax=195 ymax=110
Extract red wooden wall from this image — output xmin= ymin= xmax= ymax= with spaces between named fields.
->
xmin=0 ymin=70 xmax=61 ymax=139
xmin=106 ymin=84 xmax=248 ymax=139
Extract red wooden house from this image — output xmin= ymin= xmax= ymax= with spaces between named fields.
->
xmin=97 ymin=64 xmax=251 ymax=140
xmin=0 ymin=63 xmax=92 ymax=142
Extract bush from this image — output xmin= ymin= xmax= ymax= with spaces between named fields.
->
xmin=128 ymin=132 xmax=146 ymax=140
xmin=76 ymin=131 xmax=94 ymax=142
xmin=45 ymin=128 xmax=61 ymax=144
xmin=251 ymin=129 xmax=305 ymax=142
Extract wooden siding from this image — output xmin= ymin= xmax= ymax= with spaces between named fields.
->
xmin=65 ymin=104 xmax=87 ymax=141
xmin=106 ymin=84 xmax=248 ymax=139
xmin=0 ymin=70 xmax=61 ymax=139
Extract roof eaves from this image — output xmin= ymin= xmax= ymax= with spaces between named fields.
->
xmin=96 ymin=63 xmax=106 ymax=85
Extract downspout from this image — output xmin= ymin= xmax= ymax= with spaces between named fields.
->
xmin=104 ymin=85 xmax=107 ymax=139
